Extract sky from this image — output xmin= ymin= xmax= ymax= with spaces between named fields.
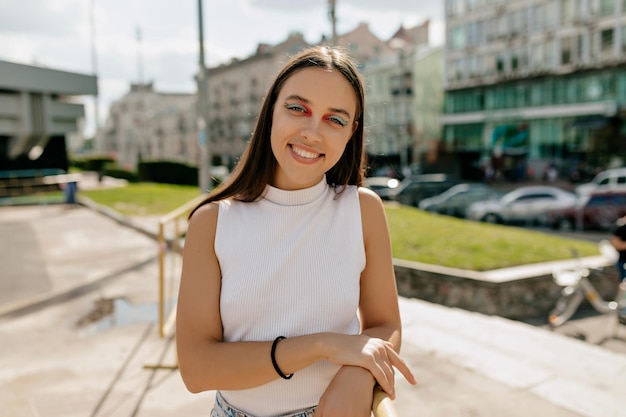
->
xmin=0 ymin=0 xmax=444 ymax=138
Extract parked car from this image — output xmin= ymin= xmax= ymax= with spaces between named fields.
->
xmin=575 ymin=168 xmax=626 ymax=195
xmin=418 ymin=183 xmax=503 ymax=218
xmin=387 ymin=174 xmax=459 ymax=206
xmin=364 ymin=176 xmax=400 ymax=199
xmin=545 ymin=191 xmax=626 ymax=230
xmin=466 ymin=185 xmax=577 ymax=225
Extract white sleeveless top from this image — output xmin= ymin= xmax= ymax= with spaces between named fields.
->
xmin=214 ymin=177 xmax=365 ymax=417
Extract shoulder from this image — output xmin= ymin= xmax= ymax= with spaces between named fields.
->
xmin=357 ymin=186 xmax=387 ymax=227
xmin=357 ymin=186 xmax=384 ymax=213
xmin=188 ymin=201 xmax=220 ymax=235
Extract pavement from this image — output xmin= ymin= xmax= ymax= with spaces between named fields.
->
xmin=1 ymin=178 xmax=626 ymax=417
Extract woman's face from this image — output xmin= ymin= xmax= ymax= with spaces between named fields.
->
xmin=270 ymin=67 xmax=358 ymax=190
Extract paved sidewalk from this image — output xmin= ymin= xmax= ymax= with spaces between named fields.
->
xmin=1 ymin=204 xmax=625 ymax=417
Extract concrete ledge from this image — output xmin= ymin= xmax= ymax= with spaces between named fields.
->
xmin=394 ymin=257 xmax=619 ymax=320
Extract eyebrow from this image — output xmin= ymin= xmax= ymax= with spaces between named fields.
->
xmin=284 ymin=94 xmax=353 ymax=120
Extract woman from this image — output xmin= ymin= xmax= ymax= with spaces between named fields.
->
xmin=176 ymin=45 xmax=416 ymax=417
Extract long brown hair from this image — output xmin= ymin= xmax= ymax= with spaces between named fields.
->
xmin=190 ymin=45 xmax=367 ymax=218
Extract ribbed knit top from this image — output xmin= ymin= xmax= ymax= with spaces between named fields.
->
xmin=214 ymin=177 xmax=365 ymax=417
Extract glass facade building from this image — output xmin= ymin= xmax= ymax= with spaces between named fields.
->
xmin=443 ymin=0 xmax=626 ymax=181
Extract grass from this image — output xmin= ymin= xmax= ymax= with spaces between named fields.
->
xmin=80 ymin=183 xmax=202 ymax=216
xmin=78 ymin=182 xmax=601 ymax=270
xmin=385 ymin=204 xmax=598 ymax=270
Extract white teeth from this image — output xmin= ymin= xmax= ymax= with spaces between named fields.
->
xmin=292 ymin=146 xmax=319 ymax=159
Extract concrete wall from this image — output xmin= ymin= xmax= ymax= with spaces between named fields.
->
xmin=394 ymin=256 xmax=619 ymax=320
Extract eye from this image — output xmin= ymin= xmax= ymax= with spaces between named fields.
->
xmin=326 ymin=115 xmax=348 ymax=127
xmin=285 ymin=103 xmax=307 ymax=113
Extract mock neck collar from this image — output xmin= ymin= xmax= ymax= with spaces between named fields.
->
xmin=263 ymin=177 xmax=328 ymax=206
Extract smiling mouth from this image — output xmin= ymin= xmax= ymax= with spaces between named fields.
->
xmin=291 ymin=145 xmax=322 ymax=159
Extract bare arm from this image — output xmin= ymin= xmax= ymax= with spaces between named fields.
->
xmin=358 ymin=188 xmax=404 ymax=349
xmin=610 ymin=234 xmax=626 ymax=252
xmin=315 ymin=189 xmax=417 ymax=415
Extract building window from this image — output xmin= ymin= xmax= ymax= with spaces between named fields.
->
xmin=496 ymin=53 xmax=506 ymax=72
xmin=600 ymin=0 xmax=615 ymax=16
xmin=452 ymin=25 xmax=466 ymax=50
xmin=545 ymin=39 xmax=555 ymax=68
xmin=532 ymin=42 xmax=544 ymax=69
xmin=601 ymin=28 xmax=614 ymax=55
xmin=561 ymin=36 xmax=574 ymax=65
xmin=543 ymin=1 xmax=557 ymax=28
xmin=390 ymin=72 xmax=413 ymax=96
xmin=532 ymin=4 xmax=544 ymax=30
xmin=561 ymin=0 xmax=574 ymax=23
xmin=484 ymin=53 xmax=495 ymax=76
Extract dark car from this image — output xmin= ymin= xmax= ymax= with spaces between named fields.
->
xmin=364 ymin=176 xmax=401 ymax=199
xmin=388 ymin=174 xmax=459 ymax=207
xmin=545 ymin=191 xmax=626 ymax=230
xmin=418 ymin=183 xmax=503 ymax=218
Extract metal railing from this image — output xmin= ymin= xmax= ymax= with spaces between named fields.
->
xmin=373 ymin=387 xmax=398 ymax=417
xmin=156 ymin=193 xmax=208 ymax=338
xmin=0 ymin=172 xmax=82 ymax=198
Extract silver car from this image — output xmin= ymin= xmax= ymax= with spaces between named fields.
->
xmin=575 ymin=168 xmax=626 ymax=196
xmin=467 ymin=185 xmax=577 ymax=225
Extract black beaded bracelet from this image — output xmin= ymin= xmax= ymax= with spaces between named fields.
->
xmin=271 ymin=336 xmax=294 ymax=380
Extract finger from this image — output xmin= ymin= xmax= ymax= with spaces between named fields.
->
xmin=369 ymin=360 xmax=395 ymax=400
xmin=387 ymin=349 xmax=418 ymax=385
xmin=381 ymin=356 xmax=396 ymax=400
xmin=393 ymin=357 xmax=417 ymax=385
xmin=370 ymin=352 xmax=396 ymax=400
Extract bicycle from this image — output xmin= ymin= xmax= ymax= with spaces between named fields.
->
xmin=547 ymin=240 xmax=626 ymax=327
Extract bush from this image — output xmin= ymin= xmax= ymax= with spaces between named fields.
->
xmin=70 ymin=156 xmax=115 ymax=172
xmin=102 ymin=163 xmax=139 ymax=182
xmin=137 ymin=161 xmax=199 ymax=186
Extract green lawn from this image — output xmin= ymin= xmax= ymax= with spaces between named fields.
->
xmin=385 ymin=204 xmax=598 ymax=270
xmin=79 ymin=182 xmax=600 ymax=270
xmin=80 ymin=183 xmax=203 ymax=216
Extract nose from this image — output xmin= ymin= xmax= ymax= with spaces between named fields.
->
xmin=300 ymin=118 xmax=323 ymax=142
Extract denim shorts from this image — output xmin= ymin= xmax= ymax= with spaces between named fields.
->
xmin=211 ymin=391 xmax=317 ymax=417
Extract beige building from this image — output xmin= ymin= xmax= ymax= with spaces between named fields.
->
xmin=97 ymin=83 xmax=197 ymax=170
xmin=364 ymin=46 xmax=444 ymax=176
xmin=204 ymin=24 xmax=394 ymax=168
xmin=361 ymin=22 xmax=443 ymax=176
xmin=97 ymin=20 xmax=441 ymax=175
xmin=205 ymin=32 xmax=310 ymax=167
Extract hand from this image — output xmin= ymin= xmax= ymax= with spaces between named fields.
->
xmin=314 ymin=366 xmax=374 ymax=417
xmin=323 ymin=334 xmax=417 ymax=399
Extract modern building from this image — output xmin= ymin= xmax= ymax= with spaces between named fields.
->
xmin=442 ymin=0 xmax=626 ymax=182
xmin=0 ymin=60 xmax=97 ymax=173
xmin=96 ymin=83 xmax=197 ymax=170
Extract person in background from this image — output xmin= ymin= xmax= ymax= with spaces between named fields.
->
xmin=609 ymin=215 xmax=626 ymax=323
xmin=176 ymin=45 xmax=416 ymax=417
